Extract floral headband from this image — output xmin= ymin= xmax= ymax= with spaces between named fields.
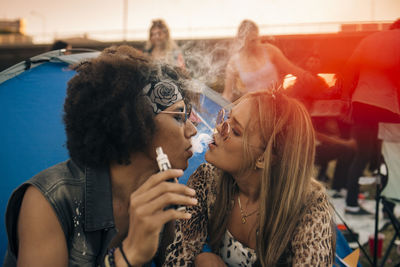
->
xmin=142 ymin=79 xmax=183 ymax=114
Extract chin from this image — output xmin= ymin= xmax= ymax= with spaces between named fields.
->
xmin=205 ymin=151 xmax=217 ymax=166
xmin=182 ymin=161 xmax=189 ymax=171
xmin=179 ymin=158 xmax=189 ymax=171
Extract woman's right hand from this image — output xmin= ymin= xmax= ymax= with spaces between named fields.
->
xmin=115 ymin=169 xmax=197 ymax=267
xmin=195 ymin=252 xmax=227 ymax=267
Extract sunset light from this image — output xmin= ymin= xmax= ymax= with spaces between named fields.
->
xmin=2 ymin=0 xmax=399 ymax=43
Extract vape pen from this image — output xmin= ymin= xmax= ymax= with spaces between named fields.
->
xmin=156 ymin=147 xmax=186 ymax=212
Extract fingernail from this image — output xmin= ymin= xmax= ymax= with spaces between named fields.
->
xmin=184 ymin=213 xmax=192 ymax=219
xmin=187 ymin=188 xmax=196 ymax=195
xmin=191 ymin=197 xmax=198 ymax=205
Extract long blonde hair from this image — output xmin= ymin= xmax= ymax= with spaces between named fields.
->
xmin=208 ymin=91 xmax=316 ymax=266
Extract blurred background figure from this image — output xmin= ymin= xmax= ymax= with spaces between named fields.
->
xmin=50 ymin=40 xmax=72 ymax=53
xmin=144 ymin=19 xmax=185 ymax=69
xmin=286 ymin=53 xmax=330 ymax=109
xmin=222 ymin=19 xmax=314 ymax=102
xmin=286 ymin=52 xmax=356 ymax=197
xmin=340 ymin=18 xmax=400 ymax=215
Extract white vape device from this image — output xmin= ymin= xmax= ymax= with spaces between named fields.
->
xmin=156 ymin=147 xmax=186 ymax=212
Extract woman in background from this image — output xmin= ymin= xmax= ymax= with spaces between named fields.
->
xmin=164 ymin=90 xmax=335 ymax=266
xmin=145 ymin=19 xmax=185 ymax=69
xmin=223 ymin=20 xmax=314 ymax=102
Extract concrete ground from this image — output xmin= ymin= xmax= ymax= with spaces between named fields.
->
xmin=328 ymin=190 xmax=400 ymax=247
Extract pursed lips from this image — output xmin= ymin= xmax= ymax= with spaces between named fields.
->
xmin=186 ymin=145 xmax=194 ymax=157
xmin=211 ymin=135 xmax=218 ymax=146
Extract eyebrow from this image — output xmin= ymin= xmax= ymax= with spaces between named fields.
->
xmin=169 ymin=105 xmax=185 ymax=112
xmin=230 ymin=113 xmax=244 ymax=130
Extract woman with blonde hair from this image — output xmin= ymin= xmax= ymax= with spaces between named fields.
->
xmin=163 ymin=90 xmax=335 ymax=266
xmin=223 ymin=20 xmax=315 ymax=102
xmin=145 ymin=19 xmax=185 ymax=69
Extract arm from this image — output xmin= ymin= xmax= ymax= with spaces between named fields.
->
xmin=291 ymin=186 xmax=335 ymax=266
xmin=115 ymin=169 xmax=197 ymax=267
xmin=316 ymin=131 xmax=357 ymax=150
xmin=17 ymin=186 xmax=68 ymax=266
xmin=222 ymin=56 xmax=238 ymax=102
xmin=268 ymin=44 xmax=307 ymax=77
xmin=163 ymin=164 xmax=213 ymax=266
xmin=339 ymin=41 xmax=364 ymax=100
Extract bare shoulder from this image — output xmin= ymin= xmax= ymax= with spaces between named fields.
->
xmin=263 ymin=43 xmax=282 ymax=57
xmin=17 ymin=185 xmax=68 ymax=266
xmin=19 ymin=185 xmax=59 ymax=223
xmin=263 ymin=43 xmax=279 ymax=51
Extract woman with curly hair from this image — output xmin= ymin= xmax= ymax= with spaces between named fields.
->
xmin=144 ymin=19 xmax=185 ymax=69
xmin=164 ymin=90 xmax=335 ymax=266
xmin=4 ymin=45 xmax=197 ymax=267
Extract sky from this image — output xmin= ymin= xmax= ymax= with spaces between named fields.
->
xmin=1 ymin=0 xmax=400 ymax=43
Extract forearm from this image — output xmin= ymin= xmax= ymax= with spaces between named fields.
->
xmin=222 ymin=77 xmax=234 ymax=101
xmin=114 ymin=246 xmax=143 ymax=267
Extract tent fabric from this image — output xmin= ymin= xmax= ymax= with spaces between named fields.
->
xmin=0 ymin=52 xmax=98 ymax=263
xmin=0 ymin=51 xmax=100 ymax=84
xmin=335 ymin=228 xmax=363 ymax=267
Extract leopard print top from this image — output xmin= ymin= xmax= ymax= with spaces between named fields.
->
xmin=163 ymin=163 xmax=334 ymax=266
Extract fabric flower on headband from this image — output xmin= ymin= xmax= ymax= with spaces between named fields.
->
xmin=142 ymin=79 xmax=183 ymax=114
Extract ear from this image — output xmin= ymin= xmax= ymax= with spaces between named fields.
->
xmin=255 ymin=156 xmax=264 ymax=169
xmin=256 ymin=154 xmax=277 ymax=169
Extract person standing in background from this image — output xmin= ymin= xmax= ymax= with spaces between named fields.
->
xmin=340 ymin=18 xmax=400 ymax=215
xmin=144 ymin=19 xmax=185 ymax=69
xmin=50 ymin=40 xmax=72 ymax=54
xmin=223 ymin=19 xmax=315 ymax=102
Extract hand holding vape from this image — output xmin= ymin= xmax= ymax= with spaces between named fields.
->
xmin=156 ymin=147 xmax=186 ymax=212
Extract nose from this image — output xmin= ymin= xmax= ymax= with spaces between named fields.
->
xmin=215 ymin=122 xmax=223 ymax=134
xmin=215 ymin=121 xmax=229 ymax=140
xmin=185 ymin=120 xmax=197 ymax=138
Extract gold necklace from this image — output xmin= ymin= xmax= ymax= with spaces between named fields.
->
xmin=237 ymin=195 xmax=259 ymax=224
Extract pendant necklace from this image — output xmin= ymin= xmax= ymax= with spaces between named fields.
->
xmin=237 ymin=195 xmax=259 ymax=224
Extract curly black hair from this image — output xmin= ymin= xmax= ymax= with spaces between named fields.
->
xmin=63 ymin=45 xmax=190 ymax=168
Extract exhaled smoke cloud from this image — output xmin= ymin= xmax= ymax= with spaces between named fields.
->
xmin=178 ymin=40 xmax=233 ymax=156
xmin=180 ymin=39 xmax=232 ymax=94
xmin=191 ymin=132 xmax=213 ymax=154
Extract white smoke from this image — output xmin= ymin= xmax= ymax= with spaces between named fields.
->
xmin=191 ymin=133 xmax=213 ymax=154
xmin=181 ymin=40 xmax=232 ymax=92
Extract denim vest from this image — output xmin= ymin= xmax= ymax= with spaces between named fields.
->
xmin=3 ymin=160 xmax=118 ymax=267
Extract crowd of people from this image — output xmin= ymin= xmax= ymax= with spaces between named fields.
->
xmin=3 ymin=16 xmax=400 ymax=267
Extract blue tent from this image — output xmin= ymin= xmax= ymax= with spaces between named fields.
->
xmin=0 ymin=51 xmax=98 ymax=262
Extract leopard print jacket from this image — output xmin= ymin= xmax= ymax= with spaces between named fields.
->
xmin=163 ymin=163 xmax=334 ymax=266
